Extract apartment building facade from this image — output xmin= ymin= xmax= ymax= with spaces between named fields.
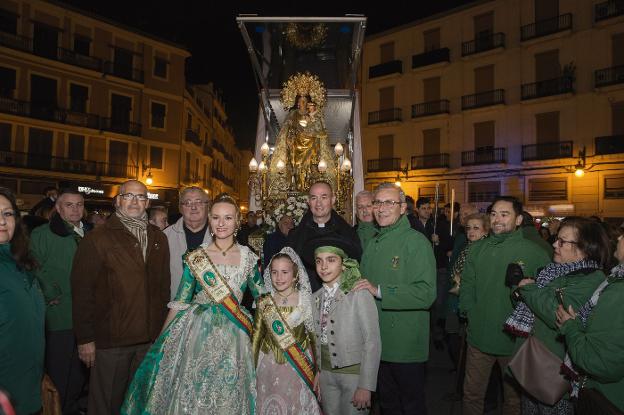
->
xmin=0 ymin=0 xmax=244 ymax=211
xmin=361 ymin=0 xmax=624 ymax=221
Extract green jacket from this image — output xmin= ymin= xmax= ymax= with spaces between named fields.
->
xmin=459 ymin=229 xmax=550 ymax=355
xmin=522 ymin=225 xmax=554 ymax=257
xmin=355 ymin=221 xmax=377 ymax=251
xmin=560 ymin=277 xmax=624 ymax=412
xmin=361 ymin=215 xmax=437 ymax=363
xmin=0 ymin=244 xmax=45 ymax=415
xmin=30 ymin=215 xmax=83 ymax=331
xmin=520 ymin=269 xmax=605 ymax=359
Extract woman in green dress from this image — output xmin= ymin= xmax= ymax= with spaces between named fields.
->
xmin=0 ymin=188 xmax=44 ymax=415
xmin=122 ymin=194 xmax=264 ymax=414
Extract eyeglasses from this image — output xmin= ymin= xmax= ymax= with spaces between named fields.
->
xmin=372 ymin=200 xmax=403 ymax=208
xmin=118 ymin=193 xmax=148 ymax=202
xmin=181 ymin=200 xmax=209 ymax=208
xmin=555 ymin=237 xmax=578 ymax=248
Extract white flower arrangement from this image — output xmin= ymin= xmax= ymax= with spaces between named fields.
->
xmin=265 ymin=194 xmax=309 ymax=230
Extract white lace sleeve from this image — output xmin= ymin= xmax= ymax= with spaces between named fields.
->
xmin=167 ymin=301 xmax=190 ymax=311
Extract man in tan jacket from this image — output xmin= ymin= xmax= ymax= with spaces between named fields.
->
xmin=71 ymin=180 xmax=170 ymax=415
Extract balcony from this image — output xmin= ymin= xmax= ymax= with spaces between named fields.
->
xmin=462 ymin=89 xmax=505 ymax=110
xmin=595 ymin=0 xmax=624 ymax=22
xmin=411 ymin=48 xmax=450 ymax=69
xmin=411 ymin=100 xmax=449 ymax=118
xmin=100 ymin=117 xmax=142 ymax=136
xmin=0 ymin=97 xmax=100 ymax=129
xmin=368 ymin=108 xmax=402 ymax=125
xmin=521 ymin=77 xmax=574 ymax=100
xmin=521 ymin=14 xmax=573 ymax=41
xmin=461 ymin=147 xmax=506 ymax=166
xmin=0 ymin=151 xmax=137 ymax=178
xmin=368 ymin=59 xmax=402 ymax=79
xmin=0 ymin=31 xmax=32 ymax=53
xmin=185 ymin=128 xmax=202 ymax=146
xmin=203 ymin=144 xmax=213 ymax=157
xmin=367 ymin=158 xmax=401 ymax=173
xmin=103 ymin=61 xmax=144 ymax=83
xmin=595 ymin=135 xmax=624 ymax=155
xmin=595 ymin=65 xmax=624 ymax=88
xmin=411 ymin=153 xmax=449 ymax=169
xmin=522 ymin=140 xmax=573 ymax=161
xmin=57 ymin=48 xmax=102 ymax=72
xmin=461 ymin=33 xmax=505 ymax=57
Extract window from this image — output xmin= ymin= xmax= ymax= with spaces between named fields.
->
xmin=613 ymin=33 xmax=624 ymax=67
xmin=0 ymin=123 xmax=11 ymax=151
xmin=536 ymin=112 xmax=560 ymax=143
xmin=613 ymin=102 xmax=624 ymax=135
xmin=528 ymin=178 xmax=567 ymax=201
xmin=150 ymin=146 xmax=163 ymax=169
xmin=605 ymin=177 xmax=624 ymax=199
xmin=150 ymin=102 xmax=166 ymax=129
xmin=535 ymin=50 xmax=560 ymax=81
xmin=423 ymin=77 xmax=440 ymax=102
xmin=418 ymin=184 xmax=446 ymax=202
xmin=0 ymin=10 xmax=17 ymax=34
xmin=378 ymin=134 xmax=394 ymax=159
xmin=0 ymin=66 xmax=16 ymax=97
xmin=69 ymin=84 xmax=88 ymax=113
xmin=379 ymin=86 xmax=394 ymax=110
xmin=187 ymin=113 xmax=193 ymax=129
xmin=154 ymin=57 xmax=168 ymax=78
xmin=468 ymin=181 xmax=500 ymax=203
xmin=474 ymin=65 xmax=494 ymax=93
xmin=423 ymin=129 xmax=441 ymax=156
xmin=474 ymin=12 xmax=494 ymax=38
xmin=68 ymin=134 xmax=84 ymax=160
xmin=380 ymin=42 xmax=394 ymax=63
xmin=73 ymin=36 xmax=91 ymax=56
xmin=474 ymin=121 xmax=495 ymax=150
xmin=423 ymin=28 xmax=440 ymax=52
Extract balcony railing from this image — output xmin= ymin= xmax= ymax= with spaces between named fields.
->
xmin=367 ymin=158 xmax=401 ymax=173
xmin=595 ymin=65 xmax=624 ymax=88
xmin=411 ymin=48 xmax=450 ymax=69
xmin=411 ymin=153 xmax=449 ymax=169
xmin=521 ymin=13 xmax=573 ymax=41
xmin=461 ymin=147 xmax=506 ymax=166
xmin=521 ymin=76 xmax=574 ymax=100
xmin=0 ymin=97 xmax=100 ymax=129
xmin=462 ymin=89 xmax=505 ymax=110
xmin=185 ymin=128 xmax=202 ymax=146
xmin=0 ymin=151 xmax=137 ymax=178
xmin=100 ymin=117 xmax=142 ymax=136
xmin=0 ymin=31 xmax=32 ymax=53
xmin=595 ymin=0 xmax=624 ymax=22
xmin=595 ymin=135 xmax=624 ymax=155
xmin=411 ymin=100 xmax=450 ymax=118
xmin=103 ymin=61 xmax=144 ymax=83
xmin=58 ymin=47 xmax=102 ymax=71
xmin=461 ymin=32 xmax=505 ymax=56
xmin=368 ymin=59 xmax=403 ymax=79
xmin=522 ymin=140 xmax=573 ymax=161
xmin=368 ymin=108 xmax=402 ymax=124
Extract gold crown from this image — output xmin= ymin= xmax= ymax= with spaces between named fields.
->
xmin=280 ymin=72 xmax=326 ymax=110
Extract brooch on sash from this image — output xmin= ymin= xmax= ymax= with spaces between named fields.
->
xmin=391 ymin=256 xmax=400 ymax=269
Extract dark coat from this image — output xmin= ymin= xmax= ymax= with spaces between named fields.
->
xmin=286 ymin=210 xmax=361 ymax=292
xmin=262 ymin=229 xmax=288 ymax=269
xmin=71 ymin=214 xmax=170 ymax=348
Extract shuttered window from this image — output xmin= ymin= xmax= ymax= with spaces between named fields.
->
xmin=528 ymin=178 xmax=567 ymax=201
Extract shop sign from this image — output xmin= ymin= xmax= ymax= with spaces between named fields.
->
xmin=78 ymin=186 xmax=105 ymax=195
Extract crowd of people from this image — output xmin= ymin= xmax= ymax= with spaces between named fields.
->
xmin=0 ymin=179 xmax=623 ymax=415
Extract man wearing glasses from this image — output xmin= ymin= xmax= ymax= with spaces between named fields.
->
xmin=356 ymin=182 xmax=437 ymax=414
xmin=459 ymin=196 xmax=550 ymax=415
xmin=163 ymin=186 xmax=212 ymax=299
xmin=71 ymin=180 xmax=170 ymax=415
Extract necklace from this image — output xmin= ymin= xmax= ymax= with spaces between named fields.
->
xmin=213 ymin=240 xmax=236 ymax=256
xmin=275 ymin=289 xmax=295 ymax=305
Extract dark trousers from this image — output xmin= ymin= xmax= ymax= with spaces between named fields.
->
xmin=45 ymin=330 xmax=86 ymax=414
xmin=378 ymin=361 xmax=427 ymax=415
xmin=87 ymin=343 xmax=149 ymax=415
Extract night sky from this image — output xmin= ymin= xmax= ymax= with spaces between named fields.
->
xmin=60 ymin=0 xmax=478 ymax=150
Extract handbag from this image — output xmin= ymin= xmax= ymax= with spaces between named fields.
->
xmin=41 ymin=374 xmax=62 ymax=415
xmin=576 ymin=388 xmax=624 ymax=415
xmin=507 ymin=335 xmax=569 ymax=405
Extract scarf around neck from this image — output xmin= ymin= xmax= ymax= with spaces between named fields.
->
xmin=504 ymin=259 xmax=601 ymax=337
xmin=116 ymin=211 xmax=149 ymax=259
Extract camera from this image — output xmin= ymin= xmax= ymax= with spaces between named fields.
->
xmin=505 ymin=263 xmax=524 ymax=287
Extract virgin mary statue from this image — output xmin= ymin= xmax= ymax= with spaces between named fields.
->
xmin=268 ymin=72 xmax=336 ymax=196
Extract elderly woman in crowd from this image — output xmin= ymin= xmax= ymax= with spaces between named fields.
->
xmin=556 ymin=227 xmax=624 ymax=413
xmin=505 ymin=217 xmax=610 ymax=414
xmin=0 ymin=188 xmax=45 ymax=415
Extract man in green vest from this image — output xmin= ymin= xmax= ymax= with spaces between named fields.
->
xmin=356 ymin=182 xmax=437 ymax=414
xmin=459 ymin=196 xmax=550 ymax=415
xmin=31 ymin=188 xmax=89 ymax=414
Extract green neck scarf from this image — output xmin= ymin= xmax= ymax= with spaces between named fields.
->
xmin=314 ymin=246 xmax=361 ymax=292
